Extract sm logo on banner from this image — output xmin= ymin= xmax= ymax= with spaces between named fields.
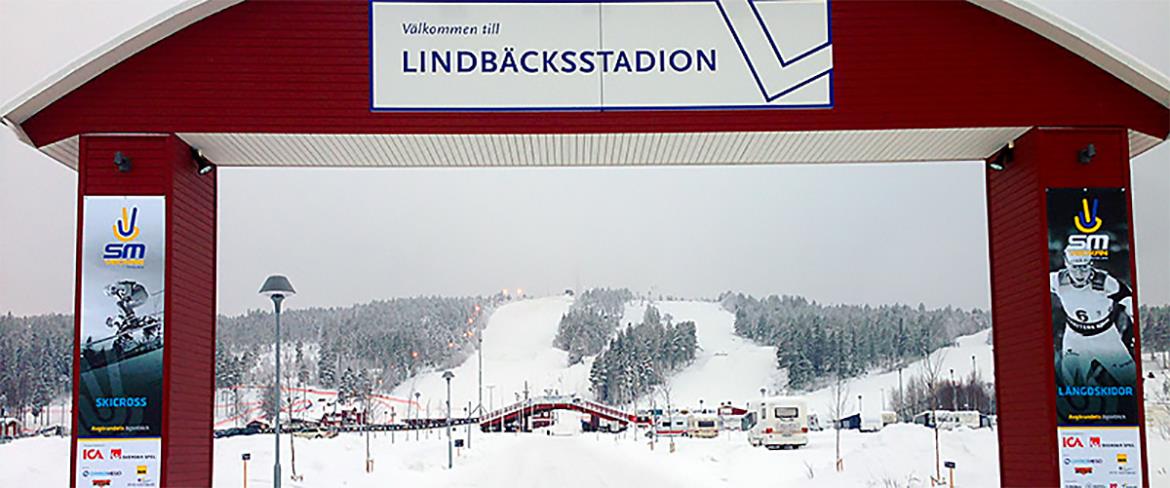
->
xmin=1068 ymin=198 xmax=1109 ymax=258
xmin=103 ymin=207 xmax=147 ymax=267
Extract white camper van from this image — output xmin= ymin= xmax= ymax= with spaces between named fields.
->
xmin=746 ymin=397 xmax=809 ymax=449
xmin=654 ymin=414 xmax=688 ymax=437
xmin=913 ymin=410 xmax=981 ymax=430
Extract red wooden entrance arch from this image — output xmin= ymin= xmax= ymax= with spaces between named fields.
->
xmin=3 ymin=1 xmax=1166 ymax=486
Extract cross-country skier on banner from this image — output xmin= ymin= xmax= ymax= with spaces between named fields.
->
xmin=1051 ymin=246 xmax=1137 ymax=394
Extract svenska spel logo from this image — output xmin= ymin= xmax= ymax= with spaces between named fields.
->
xmin=102 ymin=207 xmax=147 ymax=267
xmin=1068 ymin=198 xmax=1109 ymax=258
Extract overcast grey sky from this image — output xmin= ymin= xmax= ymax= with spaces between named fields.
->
xmin=1 ymin=0 xmax=1167 ymax=316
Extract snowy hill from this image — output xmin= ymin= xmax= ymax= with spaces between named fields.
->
xmin=394 ymin=297 xmax=781 ymax=414
xmin=804 ymin=328 xmax=996 ymax=419
xmin=390 ymin=296 xmax=592 ymax=416
xmin=622 ymin=300 xmax=781 ymax=408
xmin=388 ymin=297 xmax=995 ymax=417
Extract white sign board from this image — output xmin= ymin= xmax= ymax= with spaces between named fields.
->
xmin=371 ymin=0 xmax=833 ymax=110
xmin=75 ymin=438 xmax=162 ymax=488
xmin=1057 ymin=427 xmax=1143 ymax=488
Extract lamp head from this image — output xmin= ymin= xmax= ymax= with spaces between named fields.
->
xmin=1078 ymin=143 xmax=1097 ymax=164
xmin=442 ymin=371 xmax=454 ymax=381
xmin=192 ymin=148 xmax=215 ymax=175
xmin=259 ymin=274 xmax=296 ymax=301
xmin=114 ymin=151 xmax=132 ymax=173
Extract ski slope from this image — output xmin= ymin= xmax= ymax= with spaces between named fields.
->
xmin=390 ymin=296 xmax=592 ymax=416
xmin=392 ymin=297 xmax=993 ymax=417
xmin=385 ymin=297 xmax=780 ymax=417
xmin=622 ymin=300 xmax=780 ymax=408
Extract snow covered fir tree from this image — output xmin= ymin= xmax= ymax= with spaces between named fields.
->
xmin=587 ymin=304 xmax=698 ymax=405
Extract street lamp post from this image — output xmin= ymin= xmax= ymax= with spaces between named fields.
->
xmin=365 ymin=378 xmax=379 ymax=473
xmin=971 ymin=354 xmax=978 ymax=412
xmin=260 ymin=275 xmax=296 ymax=488
xmin=949 ymin=369 xmax=956 ymax=411
xmin=443 ymin=371 xmax=455 ymax=469
xmin=415 ymin=392 xmax=421 ymax=441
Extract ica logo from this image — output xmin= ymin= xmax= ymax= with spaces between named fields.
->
xmin=1068 ymin=198 xmax=1109 ymax=258
xmin=82 ymin=448 xmax=105 ymax=460
xmin=103 ymin=207 xmax=147 ymax=267
xmin=1062 ymin=436 xmax=1084 ymax=448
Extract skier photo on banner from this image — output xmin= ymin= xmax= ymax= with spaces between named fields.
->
xmin=1047 ymin=188 xmax=1139 ymax=426
xmin=102 ymin=279 xmax=163 ymax=358
xmin=1051 ymin=246 xmax=1136 ymax=396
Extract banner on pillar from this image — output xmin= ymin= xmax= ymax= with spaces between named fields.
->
xmin=76 ymin=196 xmax=165 ymax=487
xmin=1047 ymin=188 xmax=1142 ymax=488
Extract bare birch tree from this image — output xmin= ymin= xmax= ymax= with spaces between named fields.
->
xmin=827 ymin=373 xmax=850 ymax=472
xmin=919 ymin=347 xmax=948 ymax=483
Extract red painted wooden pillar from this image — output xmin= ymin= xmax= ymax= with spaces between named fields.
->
xmin=71 ymin=134 xmax=216 ymax=487
xmin=987 ymin=127 xmax=1148 ymax=487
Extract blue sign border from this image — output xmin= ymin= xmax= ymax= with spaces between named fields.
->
xmin=369 ymin=0 xmax=834 ymax=112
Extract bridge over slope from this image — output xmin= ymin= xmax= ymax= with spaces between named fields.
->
xmin=479 ymin=395 xmax=647 ymax=432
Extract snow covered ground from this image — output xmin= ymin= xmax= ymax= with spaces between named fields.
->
xmin=6 ymin=418 xmax=1168 ymax=487
xmin=0 ymin=424 xmax=1007 ymax=488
